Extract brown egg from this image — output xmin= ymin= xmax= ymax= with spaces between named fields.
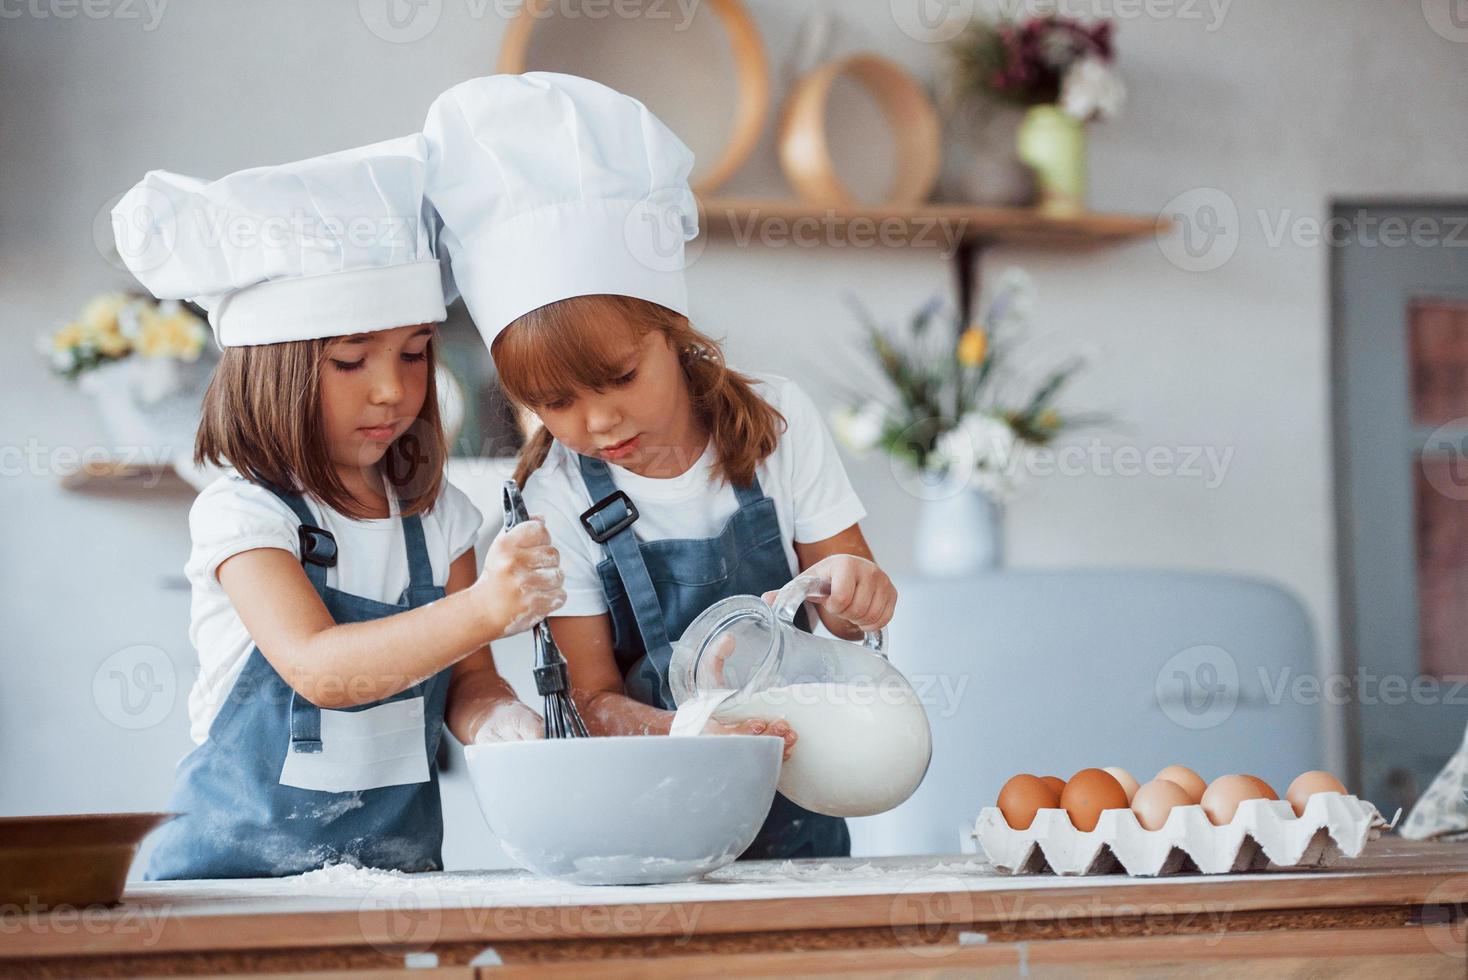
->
xmin=1285 ymin=771 xmax=1348 ymax=817
xmin=997 ymin=774 xmax=1061 ymax=830
xmin=1240 ymin=775 xmax=1278 ymax=801
xmin=1154 ymin=765 xmax=1207 ymax=803
xmin=1061 ymin=768 xmax=1131 ymax=832
xmin=1131 ymin=779 xmax=1194 ymax=831
xmin=1200 ymin=774 xmax=1270 ymax=826
xmin=1039 ymin=775 xmax=1066 ymax=798
xmin=1103 ymin=767 xmax=1140 ymax=803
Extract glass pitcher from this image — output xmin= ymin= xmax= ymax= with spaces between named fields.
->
xmin=668 ymin=572 xmax=932 ymax=818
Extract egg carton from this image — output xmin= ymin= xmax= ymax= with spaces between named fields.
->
xmin=973 ymin=793 xmax=1394 ymax=877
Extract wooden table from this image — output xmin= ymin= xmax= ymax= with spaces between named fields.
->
xmin=3 ymin=840 xmax=1466 ymax=977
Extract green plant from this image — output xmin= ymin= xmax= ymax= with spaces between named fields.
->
xmin=832 ymin=269 xmax=1100 ymax=500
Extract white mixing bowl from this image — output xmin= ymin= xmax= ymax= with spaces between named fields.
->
xmin=464 ymin=735 xmax=782 ymax=885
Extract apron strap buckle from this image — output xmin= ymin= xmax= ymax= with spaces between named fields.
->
xmin=298 ymin=525 xmax=338 ymax=568
xmin=288 ymin=691 xmax=324 ymax=753
xmin=580 ymin=491 xmax=639 ymax=544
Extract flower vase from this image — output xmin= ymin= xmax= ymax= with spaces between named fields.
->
xmin=79 ymin=356 xmax=212 ymax=460
xmin=1016 ymin=105 xmax=1087 ymax=216
xmin=914 ymin=488 xmax=1004 ymax=577
xmin=934 ymin=98 xmax=1037 ymax=207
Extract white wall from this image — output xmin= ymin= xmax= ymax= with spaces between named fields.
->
xmin=4 ymin=0 xmax=1467 ymax=857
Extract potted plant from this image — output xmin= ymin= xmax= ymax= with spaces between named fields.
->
xmin=946 ymin=13 xmax=1125 ymax=215
xmin=40 ymin=292 xmax=213 ymax=456
xmin=832 ymin=269 xmax=1098 ymax=575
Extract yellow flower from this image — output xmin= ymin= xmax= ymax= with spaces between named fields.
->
xmin=166 ymin=308 xmax=208 ymax=360
xmin=957 ymin=325 xmax=988 ymax=367
xmin=52 ymin=323 xmax=85 ymax=351
xmin=135 ymin=307 xmax=162 ymax=356
xmin=95 ymin=330 xmax=131 ymax=357
xmin=79 ymin=293 xmax=130 ymax=336
xmin=1038 ymin=409 xmax=1060 ymax=430
xmin=137 ymin=305 xmax=207 ymax=359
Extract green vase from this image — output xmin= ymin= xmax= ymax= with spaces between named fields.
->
xmin=1016 ymin=104 xmax=1087 ymax=215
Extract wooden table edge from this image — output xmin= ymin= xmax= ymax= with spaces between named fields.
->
xmin=3 ymin=864 xmax=1466 ymax=960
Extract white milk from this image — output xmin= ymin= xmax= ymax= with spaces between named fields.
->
xmin=674 ymin=682 xmax=931 ymax=818
xmin=669 ymin=690 xmax=736 ymax=738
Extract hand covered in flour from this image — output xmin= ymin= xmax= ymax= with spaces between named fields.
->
xmin=762 ymin=555 xmax=897 ymax=636
xmin=474 ymin=517 xmax=566 ymax=640
xmin=472 ymin=698 xmax=545 ymax=743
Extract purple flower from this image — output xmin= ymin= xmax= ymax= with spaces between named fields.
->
xmin=975 ymin=14 xmax=1116 ymax=106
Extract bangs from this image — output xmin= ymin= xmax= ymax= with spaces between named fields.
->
xmin=493 ymin=295 xmax=651 ymax=408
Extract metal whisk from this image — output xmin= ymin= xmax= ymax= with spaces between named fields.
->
xmin=501 ymin=480 xmax=590 ymax=739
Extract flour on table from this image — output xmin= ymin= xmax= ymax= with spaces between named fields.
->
xmin=140 ymin=854 xmax=1326 ymax=921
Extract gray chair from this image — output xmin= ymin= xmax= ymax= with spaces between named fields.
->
xmin=849 ymin=570 xmax=1322 ymax=857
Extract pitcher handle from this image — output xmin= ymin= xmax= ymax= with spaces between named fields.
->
xmin=772 ymin=573 xmax=888 ymax=654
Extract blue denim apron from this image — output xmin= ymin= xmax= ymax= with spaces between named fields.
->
xmin=146 ymin=485 xmax=452 ymax=879
xmin=577 ymin=453 xmax=850 ymax=860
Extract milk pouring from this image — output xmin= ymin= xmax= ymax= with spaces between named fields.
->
xmin=668 ymin=574 xmax=933 ymax=818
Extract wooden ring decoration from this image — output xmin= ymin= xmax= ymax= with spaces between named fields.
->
xmin=778 ymin=53 xmax=942 ymax=207
xmin=497 ymin=0 xmax=769 ymax=196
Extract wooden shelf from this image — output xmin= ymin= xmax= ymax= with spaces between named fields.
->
xmin=698 ymin=196 xmax=1165 ymax=250
xmin=698 ymin=197 xmax=1167 ymax=323
xmin=58 ymin=457 xmax=186 ymax=492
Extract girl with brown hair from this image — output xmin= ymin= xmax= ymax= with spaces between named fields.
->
xmin=426 ymin=74 xmax=898 ymax=860
xmin=112 ymin=136 xmax=564 ymax=879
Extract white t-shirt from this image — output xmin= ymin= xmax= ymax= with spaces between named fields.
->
xmin=519 ymin=373 xmax=866 ymax=618
xmin=183 ymin=473 xmax=483 ymax=745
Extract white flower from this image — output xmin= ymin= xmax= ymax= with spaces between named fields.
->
xmin=970 ymin=468 xmax=1010 ymax=499
xmin=953 ymin=413 xmax=1019 ymax=468
xmin=1061 ymin=57 xmax=1126 ymax=123
xmin=50 ymin=346 xmax=77 ymax=373
xmin=934 ymin=413 xmax=1027 ymax=502
xmin=832 ymin=401 xmax=887 ymax=455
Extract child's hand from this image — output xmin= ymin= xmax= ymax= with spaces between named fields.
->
xmin=762 ymin=555 xmax=897 ymax=634
xmin=474 ymin=518 xmax=566 ymax=639
xmin=705 ymin=716 xmax=797 ymax=761
xmin=472 ymin=698 xmax=545 ymax=743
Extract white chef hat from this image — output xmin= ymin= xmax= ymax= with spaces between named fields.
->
xmin=112 ymin=134 xmax=449 ymax=348
xmin=423 ymin=72 xmax=699 ymax=349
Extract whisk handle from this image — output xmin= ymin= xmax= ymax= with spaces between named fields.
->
xmin=502 ymin=480 xmax=532 ymax=530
